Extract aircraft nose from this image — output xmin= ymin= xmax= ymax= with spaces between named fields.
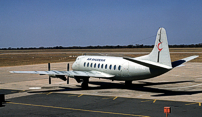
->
xmin=72 ymin=62 xmax=76 ymax=70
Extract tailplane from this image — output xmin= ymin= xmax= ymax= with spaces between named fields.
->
xmin=172 ymin=55 xmax=199 ymax=68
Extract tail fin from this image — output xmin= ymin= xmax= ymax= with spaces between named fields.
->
xmin=137 ymin=28 xmax=172 ymax=67
xmin=149 ymin=28 xmax=171 ymax=67
xmin=124 ymin=27 xmax=198 ymax=69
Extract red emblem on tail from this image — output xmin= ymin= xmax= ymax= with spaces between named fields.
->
xmin=156 ymin=42 xmax=163 ymax=51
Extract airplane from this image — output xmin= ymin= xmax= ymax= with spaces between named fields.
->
xmin=10 ymin=28 xmax=199 ymax=89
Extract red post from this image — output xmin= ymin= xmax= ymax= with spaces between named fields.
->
xmin=164 ymin=107 xmax=171 ymax=117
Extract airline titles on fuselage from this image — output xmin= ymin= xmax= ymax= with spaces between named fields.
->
xmin=87 ymin=58 xmax=106 ymax=62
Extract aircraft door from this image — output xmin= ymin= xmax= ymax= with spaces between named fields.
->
xmin=121 ymin=62 xmax=129 ymax=77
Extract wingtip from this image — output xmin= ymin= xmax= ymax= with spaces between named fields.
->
xmin=194 ymin=55 xmax=199 ymax=58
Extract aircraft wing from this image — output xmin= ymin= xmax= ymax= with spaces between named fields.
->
xmin=10 ymin=70 xmax=114 ymax=78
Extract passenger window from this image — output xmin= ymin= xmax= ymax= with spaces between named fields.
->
xmin=98 ymin=63 xmax=100 ymax=68
xmin=114 ymin=65 xmax=116 ymax=70
xmin=105 ymin=64 xmax=107 ymax=69
xmin=84 ymin=62 xmax=86 ymax=67
xmin=94 ymin=63 xmax=96 ymax=68
xmin=109 ymin=65 xmax=112 ymax=70
xmin=87 ymin=63 xmax=89 ymax=67
xmin=90 ymin=63 xmax=93 ymax=67
xmin=118 ymin=65 xmax=121 ymax=70
xmin=101 ymin=64 xmax=103 ymax=69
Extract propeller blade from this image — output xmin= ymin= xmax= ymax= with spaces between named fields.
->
xmin=67 ymin=63 xmax=69 ymax=84
xmin=48 ymin=63 xmax=51 ymax=84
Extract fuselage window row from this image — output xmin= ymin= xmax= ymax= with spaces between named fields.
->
xmin=84 ymin=62 xmax=121 ymax=70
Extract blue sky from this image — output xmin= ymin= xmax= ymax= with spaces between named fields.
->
xmin=0 ymin=0 xmax=202 ymax=48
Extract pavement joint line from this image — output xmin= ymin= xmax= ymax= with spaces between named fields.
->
xmin=46 ymin=92 xmax=52 ymax=95
xmin=141 ymin=100 xmax=152 ymax=102
xmin=113 ymin=96 xmax=118 ymax=100
xmin=3 ymin=89 xmax=202 ymax=104
xmin=186 ymin=102 xmax=202 ymax=106
xmin=78 ymin=94 xmax=83 ymax=97
xmin=63 ymin=92 xmax=202 ymax=104
xmin=102 ymin=97 xmax=112 ymax=99
xmin=6 ymin=102 xmax=150 ymax=117
xmin=185 ymin=102 xmax=198 ymax=105
xmin=153 ymin=99 xmax=156 ymax=103
xmin=3 ymin=89 xmax=202 ymax=105
xmin=68 ymin=95 xmax=78 ymax=97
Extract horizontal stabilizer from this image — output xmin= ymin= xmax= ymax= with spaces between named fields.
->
xmin=172 ymin=55 xmax=199 ymax=68
xmin=123 ymin=57 xmax=172 ymax=69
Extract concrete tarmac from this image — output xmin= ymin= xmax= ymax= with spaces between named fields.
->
xmin=0 ymin=62 xmax=202 ymax=116
xmin=1 ymin=92 xmax=202 ymax=117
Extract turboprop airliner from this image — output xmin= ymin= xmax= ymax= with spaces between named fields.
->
xmin=10 ymin=28 xmax=198 ymax=89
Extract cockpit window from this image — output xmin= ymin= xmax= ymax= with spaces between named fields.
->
xmin=90 ymin=63 xmax=93 ymax=67
xmin=101 ymin=64 xmax=103 ymax=69
xmin=94 ymin=63 xmax=96 ymax=68
xmin=87 ymin=63 xmax=89 ymax=67
xmin=98 ymin=63 xmax=100 ymax=68
xmin=84 ymin=62 xmax=86 ymax=67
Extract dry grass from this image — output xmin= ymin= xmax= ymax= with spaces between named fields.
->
xmin=0 ymin=53 xmax=80 ymax=67
xmin=0 ymin=48 xmax=201 ymax=67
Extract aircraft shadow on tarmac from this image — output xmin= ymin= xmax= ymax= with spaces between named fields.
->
xmin=28 ymin=80 xmax=202 ymax=97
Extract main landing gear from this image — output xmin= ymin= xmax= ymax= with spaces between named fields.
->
xmin=75 ymin=77 xmax=90 ymax=89
xmin=81 ymin=78 xmax=89 ymax=89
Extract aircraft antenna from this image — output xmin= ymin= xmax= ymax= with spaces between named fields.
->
xmin=133 ymin=35 xmax=156 ymax=45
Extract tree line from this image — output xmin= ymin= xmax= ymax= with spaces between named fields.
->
xmin=1 ymin=43 xmax=202 ymax=50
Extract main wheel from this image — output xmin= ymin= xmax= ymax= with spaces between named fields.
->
xmin=81 ymin=78 xmax=89 ymax=89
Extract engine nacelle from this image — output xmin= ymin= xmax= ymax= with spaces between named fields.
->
xmin=49 ymin=75 xmax=66 ymax=81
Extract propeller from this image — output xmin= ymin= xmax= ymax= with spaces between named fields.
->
xmin=48 ymin=63 xmax=51 ymax=84
xmin=48 ymin=63 xmax=69 ymax=84
xmin=67 ymin=63 xmax=69 ymax=84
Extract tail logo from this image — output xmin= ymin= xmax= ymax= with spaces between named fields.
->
xmin=156 ymin=42 xmax=163 ymax=52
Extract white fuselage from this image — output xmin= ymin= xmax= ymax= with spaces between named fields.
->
xmin=72 ymin=55 xmax=168 ymax=81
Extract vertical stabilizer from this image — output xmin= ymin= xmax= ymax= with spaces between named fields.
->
xmin=138 ymin=28 xmax=172 ymax=67
xmin=149 ymin=28 xmax=171 ymax=67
